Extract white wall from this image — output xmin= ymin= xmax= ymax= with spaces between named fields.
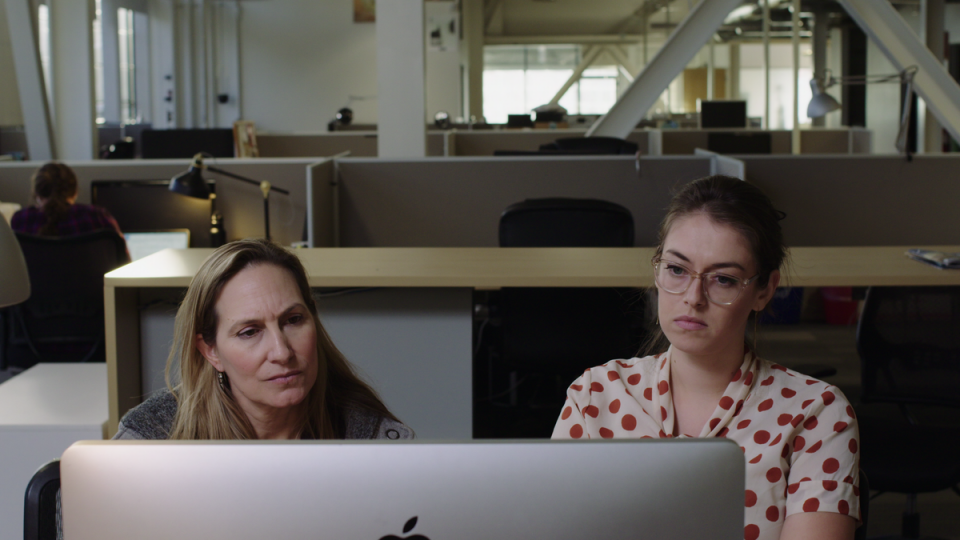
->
xmin=238 ymin=0 xmax=379 ymax=131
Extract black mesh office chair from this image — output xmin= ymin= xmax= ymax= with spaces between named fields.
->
xmin=855 ymin=286 xmax=960 ymax=539
xmin=24 ymin=460 xmax=60 ymax=540
xmin=2 ymin=230 xmax=129 ymax=369
xmin=481 ymin=199 xmax=643 ymax=437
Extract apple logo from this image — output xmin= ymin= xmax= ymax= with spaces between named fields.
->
xmin=379 ymin=516 xmax=429 ymax=540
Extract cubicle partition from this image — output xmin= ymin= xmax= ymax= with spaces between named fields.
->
xmin=325 ymin=155 xmax=713 ymax=248
xmin=0 ymin=158 xmax=317 ymax=246
xmin=742 ymin=154 xmax=960 ymax=247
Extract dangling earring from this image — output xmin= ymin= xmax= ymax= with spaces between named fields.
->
xmin=217 ymin=371 xmax=229 ymax=392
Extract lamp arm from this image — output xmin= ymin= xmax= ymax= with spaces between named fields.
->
xmin=204 ymin=166 xmax=291 ymax=195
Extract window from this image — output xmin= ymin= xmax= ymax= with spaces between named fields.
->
xmin=37 ymin=4 xmax=53 ymax=113
xmin=93 ymin=0 xmax=104 ymax=123
xmin=117 ymin=7 xmax=137 ymax=124
xmin=483 ymin=45 xmax=619 ymax=124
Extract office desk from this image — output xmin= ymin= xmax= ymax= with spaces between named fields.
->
xmin=0 ymin=364 xmax=107 ymax=540
xmin=104 ymin=246 xmax=960 ymax=438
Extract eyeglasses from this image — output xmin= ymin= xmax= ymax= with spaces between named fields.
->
xmin=652 ymin=258 xmax=760 ymax=306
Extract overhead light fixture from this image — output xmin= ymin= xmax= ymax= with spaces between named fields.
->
xmin=807 ymin=66 xmax=918 ymax=155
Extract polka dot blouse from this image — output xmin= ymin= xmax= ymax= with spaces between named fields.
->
xmin=552 ymin=346 xmax=860 ymax=540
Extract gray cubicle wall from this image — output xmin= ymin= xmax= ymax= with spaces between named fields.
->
xmin=0 ymin=158 xmax=317 ymax=246
xmin=448 ymin=129 xmax=654 ymax=156
xmin=331 ymin=156 xmax=713 ymax=247
xmin=257 ymin=132 xmax=446 ymax=158
xmin=742 ymin=154 xmax=960 ymax=246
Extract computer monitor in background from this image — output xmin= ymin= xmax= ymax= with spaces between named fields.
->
xmin=91 ymin=181 xmax=213 ymax=247
xmin=699 ymin=100 xmax=748 ymax=128
xmin=707 ymin=131 xmax=773 ymax=154
xmin=61 ymin=440 xmax=744 ymax=540
xmin=140 ymin=128 xmax=235 ymax=159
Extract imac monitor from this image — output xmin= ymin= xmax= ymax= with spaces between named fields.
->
xmin=61 ymin=439 xmax=744 ymax=540
xmin=699 ymin=100 xmax=748 ymax=128
xmin=91 ymin=180 xmax=214 ymax=247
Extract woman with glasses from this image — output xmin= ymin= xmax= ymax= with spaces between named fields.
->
xmin=552 ymin=176 xmax=859 ymax=540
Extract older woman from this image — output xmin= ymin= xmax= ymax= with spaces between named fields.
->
xmin=553 ymin=176 xmax=859 ymax=540
xmin=115 ymin=239 xmax=410 ymax=440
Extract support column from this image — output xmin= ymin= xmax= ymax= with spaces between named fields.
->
xmin=763 ymin=0 xmax=770 ymax=128
xmin=50 ymin=0 xmax=97 ymax=159
xmin=3 ymin=0 xmax=55 ymax=160
xmin=729 ymin=42 xmax=740 ymax=100
xmin=707 ymin=39 xmax=715 ymax=100
xmin=461 ymin=0 xmax=483 ymax=121
xmin=841 ymin=23 xmax=866 ymax=127
xmin=922 ymin=0 xmax=945 ymax=153
xmin=791 ymin=0 xmax=800 ymax=154
xmin=811 ymin=5 xmax=828 ymax=127
xmin=377 ymin=0 xmax=426 ymax=157
xmin=587 ymin=0 xmax=742 ymax=139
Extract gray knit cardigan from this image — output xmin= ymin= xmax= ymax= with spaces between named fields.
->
xmin=114 ymin=390 xmax=413 ymax=440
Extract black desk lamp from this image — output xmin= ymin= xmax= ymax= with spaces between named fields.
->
xmin=170 ymin=153 xmax=290 ymax=241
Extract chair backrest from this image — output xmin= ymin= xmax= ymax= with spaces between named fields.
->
xmin=24 ymin=460 xmax=60 ymax=540
xmin=538 ymin=137 xmax=639 ymax=155
xmin=5 ymin=230 xmax=129 ymax=367
xmin=856 ymin=286 xmax=960 ymax=408
xmin=497 ymin=199 xmax=640 ymax=372
xmin=499 ymin=198 xmax=635 ymax=248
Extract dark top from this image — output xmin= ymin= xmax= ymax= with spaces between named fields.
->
xmin=114 ymin=390 xmax=413 ymax=441
xmin=12 ymin=204 xmax=123 ymax=237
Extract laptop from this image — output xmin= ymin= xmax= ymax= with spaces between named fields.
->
xmin=61 ymin=439 xmax=744 ymax=540
xmin=123 ymin=229 xmax=190 ymax=261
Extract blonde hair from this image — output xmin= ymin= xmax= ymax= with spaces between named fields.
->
xmin=166 ymin=239 xmax=399 ymax=439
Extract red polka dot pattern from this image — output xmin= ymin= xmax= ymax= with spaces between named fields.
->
xmin=766 ymin=506 xmax=779 ymax=522
xmin=766 ymin=468 xmax=782 ymax=482
xmin=745 ymin=524 xmax=760 ymax=540
xmin=550 ymin=349 xmax=859 ymax=540
xmin=608 ymin=399 xmax=621 ymax=414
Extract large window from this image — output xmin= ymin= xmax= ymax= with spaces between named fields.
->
xmin=117 ymin=7 xmax=137 ymax=124
xmin=37 ymin=4 xmax=53 ymax=114
xmin=93 ymin=0 xmax=104 ymax=123
xmin=483 ymin=45 xmax=619 ymax=124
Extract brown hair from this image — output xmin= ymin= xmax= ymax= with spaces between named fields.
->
xmin=644 ymin=175 xmax=787 ymax=355
xmin=167 ymin=239 xmax=400 ymax=439
xmin=31 ymin=162 xmax=79 ymax=236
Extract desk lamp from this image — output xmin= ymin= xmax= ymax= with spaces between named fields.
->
xmin=808 ymin=66 xmax=917 ymax=155
xmin=170 ymin=153 xmax=290 ymax=241
xmin=0 ymin=216 xmax=30 ymax=307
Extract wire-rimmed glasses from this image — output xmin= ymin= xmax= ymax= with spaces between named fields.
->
xmin=653 ymin=257 xmax=760 ymax=306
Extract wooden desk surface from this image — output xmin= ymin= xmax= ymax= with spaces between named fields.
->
xmin=105 ymin=246 xmax=960 ymax=289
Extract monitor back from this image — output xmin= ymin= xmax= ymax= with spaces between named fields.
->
xmin=61 ymin=439 xmax=744 ymax=540
xmin=91 ymin=180 xmax=213 ymax=247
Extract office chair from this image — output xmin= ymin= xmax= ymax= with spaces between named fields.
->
xmin=24 ymin=459 xmax=60 ymax=540
xmin=538 ymin=136 xmax=639 ymax=155
xmin=855 ymin=286 xmax=960 ymax=539
xmin=2 ymin=230 xmax=130 ymax=369
xmin=481 ymin=199 xmax=642 ymax=437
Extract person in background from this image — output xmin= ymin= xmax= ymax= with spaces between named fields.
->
xmin=114 ymin=239 xmax=411 ymax=440
xmin=552 ymin=176 xmax=859 ymax=540
xmin=11 ymin=162 xmax=123 ymax=237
